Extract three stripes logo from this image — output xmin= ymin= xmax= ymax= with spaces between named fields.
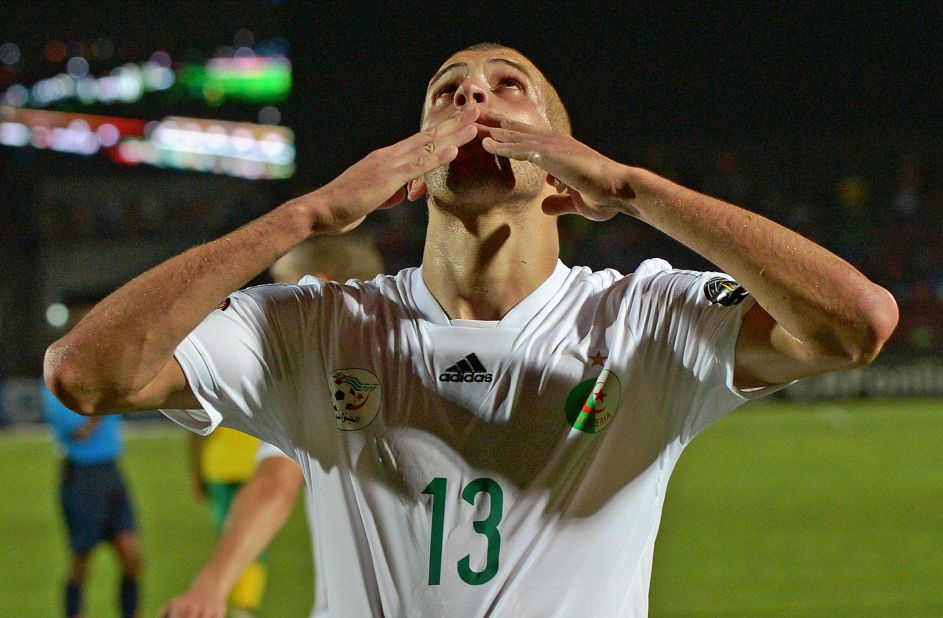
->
xmin=439 ymin=353 xmax=493 ymax=383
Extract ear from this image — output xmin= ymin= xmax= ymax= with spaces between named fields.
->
xmin=407 ymin=178 xmax=427 ymax=201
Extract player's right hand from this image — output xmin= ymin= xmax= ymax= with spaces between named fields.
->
xmin=297 ymin=108 xmax=479 ymax=235
xmin=158 ymin=589 xmax=227 ymax=618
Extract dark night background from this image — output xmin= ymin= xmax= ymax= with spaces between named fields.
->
xmin=1 ymin=1 xmax=941 ymax=375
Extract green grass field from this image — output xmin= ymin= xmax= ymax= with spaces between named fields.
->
xmin=1 ymin=399 xmax=941 ymax=617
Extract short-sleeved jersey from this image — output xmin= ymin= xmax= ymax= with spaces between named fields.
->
xmin=164 ymin=259 xmax=774 ymax=617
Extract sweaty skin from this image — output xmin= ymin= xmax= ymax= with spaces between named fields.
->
xmin=45 ymin=47 xmax=896 ymax=412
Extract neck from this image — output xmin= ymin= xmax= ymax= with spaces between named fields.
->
xmin=421 ymin=198 xmax=560 ymax=320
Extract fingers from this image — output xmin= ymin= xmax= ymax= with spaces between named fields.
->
xmin=481 ymin=136 xmax=539 ymax=163
xmin=391 ymin=143 xmax=461 ymax=184
xmin=391 ymin=108 xmax=479 ymax=158
xmin=541 ymin=194 xmax=577 ymax=216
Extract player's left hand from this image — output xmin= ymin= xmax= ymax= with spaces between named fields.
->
xmin=479 ymin=113 xmax=637 ymax=221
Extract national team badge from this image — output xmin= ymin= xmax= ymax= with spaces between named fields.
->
xmin=329 ymin=368 xmax=381 ymax=431
xmin=564 ymin=369 xmax=622 ymax=434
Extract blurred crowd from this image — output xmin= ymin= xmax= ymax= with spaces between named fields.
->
xmin=37 ymin=139 xmax=942 ymax=357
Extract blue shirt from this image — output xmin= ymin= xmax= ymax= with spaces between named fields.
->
xmin=41 ymin=383 xmax=123 ymax=464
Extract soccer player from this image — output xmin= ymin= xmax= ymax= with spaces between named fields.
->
xmin=41 ymin=294 xmax=141 ymax=618
xmin=162 ymin=234 xmax=384 ymax=618
xmin=46 ymin=43 xmax=898 ymax=616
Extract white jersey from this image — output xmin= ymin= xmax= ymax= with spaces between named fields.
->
xmin=256 ymin=441 xmax=328 ymax=618
xmin=164 ymin=258 xmax=775 ymax=617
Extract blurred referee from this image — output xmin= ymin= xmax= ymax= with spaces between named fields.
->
xmin=41 ymin=292 xmax=141 ymax=618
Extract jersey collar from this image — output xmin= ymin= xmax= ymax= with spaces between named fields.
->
xmin=412 ymin=260 xmax=571 ymax=328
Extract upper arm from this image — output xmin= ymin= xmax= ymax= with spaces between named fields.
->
xmin=126 ymin=356 xmax=201 ymax=412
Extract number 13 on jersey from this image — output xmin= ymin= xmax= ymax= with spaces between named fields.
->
xmin=421 ymin=477 xmax=505 ymax=586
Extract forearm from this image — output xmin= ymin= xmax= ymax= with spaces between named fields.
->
xmin=189 ymin=464 xmax=302 ymax=597
xmin=44 ymin=198 xmax=318 ymax=414
xmin=624 ymin=167 xmax=898 ymax=364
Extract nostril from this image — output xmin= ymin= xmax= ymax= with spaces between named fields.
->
xmin=473 ymin=92 xmax=485 ymax=103
xmin=455 ymin=93 xmax=467 ymax=106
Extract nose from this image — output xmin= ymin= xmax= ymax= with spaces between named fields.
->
xmin=454 ymin=77 xmax=489 ymax=109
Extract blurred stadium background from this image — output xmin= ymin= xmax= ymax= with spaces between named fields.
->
xmin=0 ymin=2 xmax=940 ymax=616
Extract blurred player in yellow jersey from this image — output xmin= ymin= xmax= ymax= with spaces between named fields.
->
xmin=166 ymin=233 xmax=384 ymax=618
xmin=189 ymin=427 xmax=262 ymax=615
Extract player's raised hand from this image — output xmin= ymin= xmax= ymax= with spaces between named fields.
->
xmin=300 ymin=108 xmax=480 ymax=235
xmin=478 ymin=113 xmax=637 ymax=221
xmin=158 ymin=588 xmax=227 ymax=618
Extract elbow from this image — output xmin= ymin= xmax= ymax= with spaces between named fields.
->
xmin=43 ymin=342 xmax=109 ymax=416
xmin=845 ymin=286 xmax=899 ymax=369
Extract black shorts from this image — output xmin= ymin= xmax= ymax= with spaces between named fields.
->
xmin=60 ymin=460 xmax=137 ymax=553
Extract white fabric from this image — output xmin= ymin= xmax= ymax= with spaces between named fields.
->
xmin=163 ymin=259 xmax=778 ymax=617
xmin=256 ymin=442 xmax=328 ymax=618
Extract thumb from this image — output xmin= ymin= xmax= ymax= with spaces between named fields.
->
xmin=541 ymin=194 xmax=577 ymax=216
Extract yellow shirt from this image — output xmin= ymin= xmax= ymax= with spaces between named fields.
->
xmin=200 ymin=427 xmax=260 ymax=482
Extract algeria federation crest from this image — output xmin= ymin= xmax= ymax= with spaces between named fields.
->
xmin=564 ymin=369 xmax=622 ymax=434
xmin=330 ymin=369 xmax=381 ymax=431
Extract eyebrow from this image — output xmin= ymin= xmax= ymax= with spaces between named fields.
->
xmin=427 ymin=58 xmax=534 ymax=91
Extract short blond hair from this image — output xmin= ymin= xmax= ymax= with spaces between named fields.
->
xmin=270 ymin=233 xmax=385 ymax=284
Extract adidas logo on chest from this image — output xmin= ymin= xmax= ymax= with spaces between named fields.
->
xmin=438 ymin=353 xmax=493 ymax=383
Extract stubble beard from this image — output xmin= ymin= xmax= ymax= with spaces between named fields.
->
xmin=424 ymin=149 xmax=546 ymax=216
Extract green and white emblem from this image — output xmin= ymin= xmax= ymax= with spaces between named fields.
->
xmin=564 ymin=369 xmax=622 ymax=434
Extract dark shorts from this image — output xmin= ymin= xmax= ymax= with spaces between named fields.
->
xmin=60 ymin=460 xmax=137 ymax=553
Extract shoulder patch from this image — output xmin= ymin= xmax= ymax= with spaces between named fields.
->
xmin=703 ymin=277 xmax=748 ymax=306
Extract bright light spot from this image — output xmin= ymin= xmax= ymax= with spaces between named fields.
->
xmin=204 ymin=124 xmax=228 ymax=151
xmin=96 ymin=123 xmax=120 ymax=147
xmin=143 ymin=64 xmax=174 ymax=90
xmin=0 ymin=42 xmax=20 ymax=65
xmin=0 ymin=122 xmax=30 ymax=146
xmin=230 ymin=128 xmax=254 ymax=153
xmin=31 ymin=125 xmax=51 ymax=148
xmin=2 ymin=83 xmax=28 ymax=106
xmin=46 ymin=303 xmax=69 ymax=328
xmin=66 ymin=56 xmax=90 ymax=79
xmin=258 ymin=106 xmax=281 ymax=125
xmin=116 ymin=67 xmax=143 ymax=102
xmin=76 ymin=77 xmax=98 ymax=103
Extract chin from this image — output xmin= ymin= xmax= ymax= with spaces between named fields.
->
xmin=426 ymin=155 xmax=543 ymax=212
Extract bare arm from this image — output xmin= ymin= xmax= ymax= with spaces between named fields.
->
xmin=72 ymin=417 xmax=101 ymax=441
xmin=482 ymin=115 xmax=898 ymax=386
xmin=44 ymin=109 xmax=480 ymax=416
xmin=159 ymin=456 xmax=305 ymax=618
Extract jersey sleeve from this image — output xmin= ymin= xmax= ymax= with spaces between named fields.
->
xmin=255 ymin=440 xmax=292 ymax=464
xmin=161 ymin=282 xmax=323 ymax=446
xmin=622 ymin=260 xmax=782 ymax=442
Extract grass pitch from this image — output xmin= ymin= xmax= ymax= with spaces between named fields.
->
xmin=0 ymin=399 xmax=940 ymax=617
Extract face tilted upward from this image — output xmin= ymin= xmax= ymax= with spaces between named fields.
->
xmin=420 ymin=48 xmax=564 ymax=213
